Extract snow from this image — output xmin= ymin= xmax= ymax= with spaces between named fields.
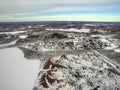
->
xmin=19 ymin=35 xmax=27 ymax=39
xmin=34 ymin=50 xmax=120 ymax=90
xmin=0 ymin=48 xmax=40 ymax=90
xmin=95 ymin=35 xmax=120 ymax=51
xmin=0 ymin=40 xmax=18 ymax=48
xmin=100 ymin=38 xmax=109 ymax=43
xmin=46 ymin=28 xmax=90 ymax=33
xmin=38 ymin=25 xmax=45 ymax=27
xmin=0 ymin=31 xmax=26 ymax=35
xmin=79 ymin=28 xmax=90 ymax=33
xmin=84 ymin=24 xmax=96 ymax=26
xmin=104 ymin=43 xmax=118 ymax=50
xmin=114 ymin=48 xmax=120 ymax=53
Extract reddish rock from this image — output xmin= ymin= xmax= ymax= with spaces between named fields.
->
xmin=39 ymin=74 xmax=49 ymax=88
xmin=40 ymin=59 xmax=67 ymax=88
xmin=43 ymin=59 xmax=67 ymax=69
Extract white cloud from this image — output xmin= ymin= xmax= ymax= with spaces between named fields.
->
xmin=0 ymin=0 xmax=120 ymax=21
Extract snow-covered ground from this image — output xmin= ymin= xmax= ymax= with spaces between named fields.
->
xmin=0 ymin=29 xmax=120 ymax=90
xmin=19 ymin=35 xmax=28 ymax=39
xmin=0 ymin=30 xmax=26 ymax=35
xmin=114 ymin=48 xmax=120 ymax=53
xmin=91 ymin=34 xmax=120 ymax=51
xmin=46 ymin=28 xmax=90 ymax=33
xmin=19 ymin=34 xmax=119 ymax=52
xmin=34 ymin=50 xmax=120 ymax=90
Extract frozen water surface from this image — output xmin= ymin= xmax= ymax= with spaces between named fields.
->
xmin=0 ymin=48 xmax=40 ymax=90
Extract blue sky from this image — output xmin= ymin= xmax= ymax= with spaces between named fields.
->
xmin=0 ymin=0 xmax=120 ymax=22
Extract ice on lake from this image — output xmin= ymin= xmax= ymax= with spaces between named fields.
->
xmin=0 ymin=48 xmax=40 ymax=90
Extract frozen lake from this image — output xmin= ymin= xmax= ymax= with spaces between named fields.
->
xmin=0 ymin=48 xmax=40 ymax=90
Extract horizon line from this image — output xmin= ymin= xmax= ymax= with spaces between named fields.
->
xmin=0 ymin=20 xmax=120 ymax=23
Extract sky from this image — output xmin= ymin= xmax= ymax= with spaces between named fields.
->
xmin=0 ymin=0 xmax=120 ymax=22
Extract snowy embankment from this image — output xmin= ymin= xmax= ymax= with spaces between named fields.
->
xmin=0 ymin=31 xmax=28 ymax=48
xmin=0 ymin=40 xmax=18 ymax=49
xmin=46 ymin=28 xmax=90 ymax=33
